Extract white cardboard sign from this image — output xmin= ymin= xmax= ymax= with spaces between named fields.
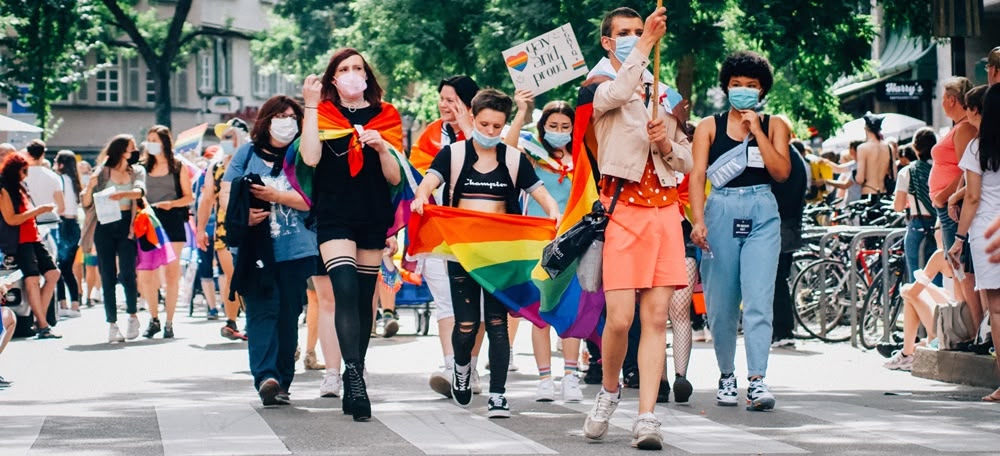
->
xmin=502 ymin=24 xmax=588 ymax=95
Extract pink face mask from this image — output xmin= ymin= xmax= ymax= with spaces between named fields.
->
xmin=336 ymin=72 xmax=368 ymax=99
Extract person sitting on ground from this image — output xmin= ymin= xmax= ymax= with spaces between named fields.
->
xmin=883 ymin=250 xmax=955 ymax=371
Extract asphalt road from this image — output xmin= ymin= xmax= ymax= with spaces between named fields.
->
xmin=1 ymin=302 xmax=998 ymax=456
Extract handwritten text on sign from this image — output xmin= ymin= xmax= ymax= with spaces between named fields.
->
xmin=502 ymin=24 xmax=588 ymax=96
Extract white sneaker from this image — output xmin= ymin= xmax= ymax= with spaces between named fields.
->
xmin=583 ymin=386 xmax=620 ymax=440
xmin=471 ymin=368 xmax=483 ymax=395
xmin=771 ymin=338 xmax=796 ymax=349
xmin=561 ymin=374 xmax=584 ymax=402
xmin=883 ymin=351 xmax=914 ymax=371
xmin=126 ymin=316 xmax=140 ymax=340
xmin=429 ymin=368 xmax=453 ymax=398
xmin=631 ymin=413 xmax=663 ymax=450
xmin=319 ymin=372 xmax=342 ymax=398
xmin=108 ymin=323 xmax=125 ymax=343
xmin=693 ymin=329 xmax=707 ymax=342
xmin=59 ymin=308 xmax=81 ymax=318
xmin=535 ymin=378 xmax=556 ymax=402
xmin=717 ymin=373 xmax=738 ymax=406
xmin=508 ymin=349 xmax=519 ymax=372
xmin=704 ymin=327 xmax=713 ymax=342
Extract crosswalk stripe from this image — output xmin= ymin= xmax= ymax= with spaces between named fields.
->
xmin=156 ymin=403 xmax=291 ymax=456
xmin=784 ymin=401 xmax=998 ymax=452
xmin=0 ymin=416 xmax=45 ymax=456
xmin=561 ymin=400 xmax=809 ymax=454
xmin=372 ymin=401 xmax=558 ymax=455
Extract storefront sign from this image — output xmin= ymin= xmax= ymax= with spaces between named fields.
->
xmin=877 ymin=80 xmax=931 ymax=102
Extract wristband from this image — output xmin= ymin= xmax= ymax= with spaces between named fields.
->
xmin=305 ymin=106 xmax=318 ymax=109
xmin=956 ymin=233 xmax=968 ymax=241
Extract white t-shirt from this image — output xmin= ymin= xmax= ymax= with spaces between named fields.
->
xmin=958 ymin=138 xmax=1000 ymax=227
xmin=60 ymin=174 xmax=79 ymax=217
xmin=24 ymin=166 xmax=63 ymax=207
xmin=894 ymin=164 xmax=932 ymax=217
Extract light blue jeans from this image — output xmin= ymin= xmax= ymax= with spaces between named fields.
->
xmin=701 ymin=184 xmax=781 ymax=378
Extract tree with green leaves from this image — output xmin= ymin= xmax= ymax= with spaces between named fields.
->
xmin=0 ymin=0 xmax=104 ymax=137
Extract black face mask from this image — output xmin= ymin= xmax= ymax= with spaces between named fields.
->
xmin=126 ymin=151 xmax=140 ymax=165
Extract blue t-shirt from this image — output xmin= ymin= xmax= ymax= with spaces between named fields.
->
xmin=222 ymin=143 xmax=317 ymax=263
xmin=526 ymin=165 xmax=570 ymax=217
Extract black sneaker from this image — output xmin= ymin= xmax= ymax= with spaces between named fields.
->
xmin=452 ymin=364 xmax=473 ymax=407
xmin=583 ymin=363 xmax=603 ymax=385
xmin=144 ymin=319 xmax=161 ymax=338
xmin=163 ymin=323 xmax=174 ymax=339
xmin=717 ymin=373 xmax=738 ymax=406
xmin=275 ymin=391 xmax=291 ymax=405
xmin=656 ymin=376 xmax=671 ymax=403
xmin=487 ymin=394 xmax=511 ymax=418
xmin=877 ymin=342 xmax=903 ymax=358
xmin=258 ymin=378 xmax=280 ymax=406
xmin=673 ymin=375 xmax=693 ymax=404
xmin=623 ymin=369 xmax=640 ymax=389
xmin=35 ymin=327 xmax=62 ymax=339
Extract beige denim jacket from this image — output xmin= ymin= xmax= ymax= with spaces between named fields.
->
xmin=592 ymin=51 xmax=692 ymax=186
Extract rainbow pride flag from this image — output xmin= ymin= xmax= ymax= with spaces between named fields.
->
xmin=529 ymin=82 xmax=607 ymax=341
xmin=407 ymin=205 xmax=556 ymax=326
xmin=174 ymin=123 xmax=208 ymax=157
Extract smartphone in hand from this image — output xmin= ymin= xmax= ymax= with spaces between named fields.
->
xmin=946 ymin=251 xmax=966 ymax=281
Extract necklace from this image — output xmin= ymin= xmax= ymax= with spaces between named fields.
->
xmin=341 ymin=99 xmax=368 ymax=113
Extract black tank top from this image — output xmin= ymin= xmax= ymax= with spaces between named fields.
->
xmin=707 ymin=112 xmax=773 ymax=188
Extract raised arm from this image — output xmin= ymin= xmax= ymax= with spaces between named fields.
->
xmin=299 ymin=75 xmax=324 ymax=167
xmin=504 ymin=90 xmax=535 ymax=147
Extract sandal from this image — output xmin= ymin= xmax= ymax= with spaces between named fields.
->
xmin=982 ymin=389 xmax=1000 ymax=402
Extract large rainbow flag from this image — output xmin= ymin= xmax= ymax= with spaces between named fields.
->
xmin=410 ymin=119 xmax=464 ymax=174
xmin=407 ymin=205 xmax=556 ymax=326
xmin=529 ymin=81 xmax=607 ymax=341
xmin=284 ymin=100 xmax=421 ymax=236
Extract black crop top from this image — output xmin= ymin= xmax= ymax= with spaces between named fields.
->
xmin=427 ymin=141 xmax=543 ymax=214
xmin=707 ymin=112 xmax=773 ymax=188
xmin=312 ymin=104 xmax=394 ymax=229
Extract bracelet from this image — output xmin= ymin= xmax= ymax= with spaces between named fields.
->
xmin=956 ymin=233 xmax=968 ymax=241
xmin=305 ymin=106 xmax=318 ymax=109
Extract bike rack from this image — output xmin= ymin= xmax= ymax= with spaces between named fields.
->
xmin=879 ymin=228 xmax=907 ymax=343
xmin=818 ymin=225 xmax=867 ymax=259
xmin=847 ymin=228 xmax=895 ymax=348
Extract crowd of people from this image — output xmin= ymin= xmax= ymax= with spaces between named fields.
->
xmin=2 ymin=5 xmax=1000 ymax=451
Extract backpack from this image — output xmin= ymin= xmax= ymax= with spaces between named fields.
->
xmin=907 ymin=161 xmax=934 ymax=218
xmin=934 ymin=300 xmax=976 ymax=350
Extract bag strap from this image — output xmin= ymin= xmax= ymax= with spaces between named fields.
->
xmin=606 ymin=180 xmax=625 ymax=215
xmin=504 ymin=144 xmax=520 ymax=189
xmin=448 ymin=142 xmax=464 ymax=207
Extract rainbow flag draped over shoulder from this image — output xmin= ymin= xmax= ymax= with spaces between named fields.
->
xmin=407 ymin=205 xmax=556 ymax=326
xmin=284 ymin=101 xmax=420 ymax=236
xmin=410 ymin=119 xmax=464 ymax=174
xmin=530 ymin=82 xmax=607 ymax=341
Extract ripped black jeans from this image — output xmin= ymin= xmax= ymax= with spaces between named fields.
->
xmin=448 ymin=261 xmax=510 ymax=394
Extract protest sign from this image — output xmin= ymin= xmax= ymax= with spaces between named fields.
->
xmin=502 ymin=24 xmax=588 ymax=95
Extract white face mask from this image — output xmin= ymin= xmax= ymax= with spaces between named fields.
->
xmin=269 ymin=117 xmax=299 ymax=144
xmin=145 ymin=142 xmax=162 ymax=156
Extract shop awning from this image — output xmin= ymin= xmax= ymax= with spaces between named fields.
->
xmin=832 ymin=33 xmax=936 ymax=97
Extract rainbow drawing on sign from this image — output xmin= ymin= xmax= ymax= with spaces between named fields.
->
xmin=572 ymin=60 xmax=586 ymax=70
xmin=506 ymin=52 xmax=529 ymax=72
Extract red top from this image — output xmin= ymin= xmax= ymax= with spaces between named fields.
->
xmin=928 ymin=120 xmax=967 ymax=199
xmin=17 ymin=192 xmax=39 ymax=244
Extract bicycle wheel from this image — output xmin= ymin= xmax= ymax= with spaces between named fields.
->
xmin=859 ymin=268 xmax=904 ymax=349
xmin=792 ymin=259 xmax=854 ymax=342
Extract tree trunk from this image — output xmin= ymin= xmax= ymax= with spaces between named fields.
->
xmin=153 ymin=64 xmax=173 ymax=128
xmin=675 ymin=53 xmax=695 ymax=103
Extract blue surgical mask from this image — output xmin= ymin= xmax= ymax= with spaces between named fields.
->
xmin=612 ymin=35 xmax=639 ymax=63
xmin=145 ymin=142 xmax=162 ymax=156
xmin=728 ymin=87 xmax=761 ymax=111
xmin=544 ymin=130 xmax=572 ymax=148
xmin=471 ymin=128 xmax=502 ymax=148
xmin=219 ymin=141 xmax=235 ymax=157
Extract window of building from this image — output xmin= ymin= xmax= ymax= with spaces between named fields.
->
xmin=96 ymin=57 xmax=121 ymax=104
xmin=172 ymin=64 xmax=189 ymax=107
xmin=215 ymin=38 xmax=232 ymax=94
xmin=198 ymin=51 xmax=213 ymax=93
xmin=252 ymin=63 xmax=270 ymax=98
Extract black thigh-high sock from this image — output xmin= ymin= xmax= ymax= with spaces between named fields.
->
xmin=356 ymin=264 xmax=379 ymax=364
xmin=327 ymin=257 xmax=360 ymax=363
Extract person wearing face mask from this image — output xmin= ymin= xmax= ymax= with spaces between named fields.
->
xmin=689 ymin=51 xmax=791 ymax=413
xmin=298 ymin=48 xmax=405 ymax=422
xmin=80 ymin=134 xmax=146 ymax=343
xmin=503 ymin=93 xmax=585 ymax=403
xmin=577 ymin=7 xmax=692 ymax=450
xmin=197 ymin=118 xmax=250 ymax=341
xmin=136 ymin=125 xmax=195 ymax=339
xmin=223 ymin=95 xmax=317 ymax=407
xmin=411 ymin=88 xmax=560 ymax=418
xmin=412 ymin=75 xmax=490 ymax=400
